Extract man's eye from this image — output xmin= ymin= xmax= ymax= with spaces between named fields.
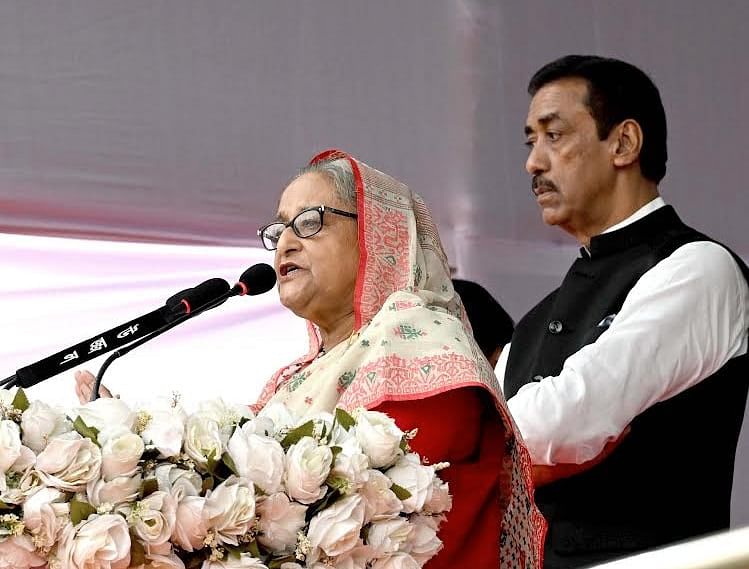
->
xmin=547 ymin=132 xmax=561 ymax=141
xmin=524 ymin=139 xmax=536 ymax=149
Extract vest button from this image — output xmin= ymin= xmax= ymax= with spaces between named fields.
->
xmin=548 ymin=320 xmax=563 ymax=334
xmin=532 ymin=375 xmax=544 ymax=382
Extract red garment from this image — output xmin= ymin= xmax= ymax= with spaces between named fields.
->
xmin=375 ymin=386 xmax=504 ymax=569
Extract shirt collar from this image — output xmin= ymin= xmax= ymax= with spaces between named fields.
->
xmin=602 ymin=196 xmax=666 ymax=234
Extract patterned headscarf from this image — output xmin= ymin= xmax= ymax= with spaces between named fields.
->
xmin=254 ymin=149 xmax=545 ymax=568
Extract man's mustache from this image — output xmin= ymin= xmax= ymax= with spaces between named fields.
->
xmin=532 ymin=175 xmax=558 ymax=196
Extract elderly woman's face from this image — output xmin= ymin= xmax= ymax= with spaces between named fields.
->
xmin=274 ymin=172 xmax=359 ymax=325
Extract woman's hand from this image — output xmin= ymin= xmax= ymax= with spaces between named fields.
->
xmin=74 ymin=370 xmax=114 ymax=404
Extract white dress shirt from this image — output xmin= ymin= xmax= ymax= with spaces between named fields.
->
xmin=496 ymin=198 xmax=749 ymax=465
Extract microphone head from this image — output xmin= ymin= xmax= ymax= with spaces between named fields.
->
xmin=167 ymin=278 xmax=231 ymax=314
xmin=236 ymin=263 xmax=277 ymax=296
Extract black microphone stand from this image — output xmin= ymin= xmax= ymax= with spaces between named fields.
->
xmin=90 ymin=285 xmax=241 ymax=401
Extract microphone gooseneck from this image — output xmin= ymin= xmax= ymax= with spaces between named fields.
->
xmin=90 ymin=265 xmax=276 ymax=400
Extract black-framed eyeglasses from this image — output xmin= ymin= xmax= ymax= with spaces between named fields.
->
xmin=257 ymin=205 xmax=358 ymax=251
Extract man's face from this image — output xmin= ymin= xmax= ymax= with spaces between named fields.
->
xmin=524 ymin=77 xmax=617 ymax=239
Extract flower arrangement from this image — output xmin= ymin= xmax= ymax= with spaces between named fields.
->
xmin=0 ymin=388 xmax=451 ymax=569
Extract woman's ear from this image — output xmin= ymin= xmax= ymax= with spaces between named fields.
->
xmin=611 ymin=119 xmax=644 ymax=168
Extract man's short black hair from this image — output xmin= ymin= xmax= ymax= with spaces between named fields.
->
xmin=453 ymin=279 xmax=514 ymax=359
xmin=528 ymin=55 xmax=667 ymax=184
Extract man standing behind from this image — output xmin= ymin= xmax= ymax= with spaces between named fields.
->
xmin=497 ymin=55 xmax=749 ymax=567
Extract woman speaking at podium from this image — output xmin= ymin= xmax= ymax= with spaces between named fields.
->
xmin=76 ymin=149 xmax=545 ymax=568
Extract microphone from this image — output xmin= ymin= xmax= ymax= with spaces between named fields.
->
xmin=198 ymin=263 xmax=277 ymax=312
xmin=88 ymin=263 xmax=276 ymax=400
xmin=3 ymin=278 xmax=230 ymax=389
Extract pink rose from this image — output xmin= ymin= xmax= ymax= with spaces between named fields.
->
xmin=0 ymin=535 xmax=46 ymax=569
xmin=171 ymin=496 xmax=207 ymax=552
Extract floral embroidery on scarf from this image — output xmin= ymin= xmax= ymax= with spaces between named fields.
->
xmin=393 ymin=323 xmax=425 ymax=340
xmin=337 ymin=370 xmax=357 ymax=394
xmin=287 ymin=370 xmax=310 ymax=392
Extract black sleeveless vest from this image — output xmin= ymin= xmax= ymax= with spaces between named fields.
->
xmin=505 ymin=206 xmax=749 ymax=568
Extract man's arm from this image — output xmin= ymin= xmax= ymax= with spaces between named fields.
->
xmin=507 ymin=241 xmax=748 ymax=466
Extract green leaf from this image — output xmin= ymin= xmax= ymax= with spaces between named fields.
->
xmin=247 ymin=540 xmax=261 ymax=558
xmin=390 ymin=483 xmax=412 ymax=501
xmin=280 ymin=420 xmax=315 ymax=448
xmin=205 ymin=450 xmax=219 ymax=476
xmin=222 ymin=452 xmax=240 ymax=477
xmin=334 ymin=408 xmax=356 ymax=431
xmin=73 ymin=416 xmax=100 ymax=446
xmin=330 ymin=446 xmax=343 ymax=461
xmin=141 ymin=477 xmax=159 ymax=498
xmin=399 ymin=437 xmax=410 ymax=453
xmin=130 ymin=535 xmax=146 ymax=566
xmin=70 ymin=499 xmax=96 ymax=525
xmin=11 ymin=388 xmax=29 ymax=412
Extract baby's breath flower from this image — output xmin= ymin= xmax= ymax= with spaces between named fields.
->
xmin=97 ymin=502 xmax=115 ymax=514
xmin=134 ymin=411 xmax=153 ymax=435
xmin=208 ymin=546 xmax=225 ymax=561
xmin=295 ymin=531 xmax=312 ymax=561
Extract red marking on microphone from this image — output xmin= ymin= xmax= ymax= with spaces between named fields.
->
xmin=181 ymin=299 xmax=192 ymax=314
xmin=237 ymin=282 xmax=249 ymax=296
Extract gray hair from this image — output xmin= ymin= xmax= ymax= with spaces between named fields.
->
xmin=294 ymin=158 xmax=357 ymax=209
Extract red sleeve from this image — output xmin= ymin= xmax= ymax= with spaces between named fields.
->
xmin=374 ymin=387 xmax=505 ymax=569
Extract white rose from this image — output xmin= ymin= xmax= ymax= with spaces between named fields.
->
xmin=0 ymin=389 xmax=14 ymax=406
xmin=35 ymin=434 xmax=102 ymax=492
xmin=0 ymin=534 xmax=46 ymax=569
xmin=142 ymin=548 xmax=186 ymax=569
xmin=423 ymin=477 xmax=451 ymax=514
xmin=238 ymin=415 xmax=276 ymax=438
xmin=58 ymin=513 xmax=131 ymax=569
xmin=256 ymin=403 xmax=299 ymax=438
xmin=126 ymin=490 xmax=177 ymax=547
xmin=385 ymin=455 xmax=433 ymax=514
xmin=20 ymin=401 xmax=72 ymax=453
xmin=171 ymin=495 xmax=207 ymax=552
xmin=75 ymin=398 xmax=136 ymax=434
xmin=87 ymin=473 xmax=142 ymax=508
xmin=10 ymin=445 xmax=36 ymax=474
xmin=354 ymin=411 xmax=404 ymax=469
xmin=183 ymin=415 xmax=224 ymax=466
xmin=22 ymin=487 xmax=69 ymax=550
xmin=138 ymin=399 xmax=187 ymax=458
xmin=196 ymin=399 xmax=252 ymax=440
xmin=284 ymin=437 xmax=332 ymax=504
xmin=359 ymin=470 xmax=402 ymax=523
xmin=100 ymin=426 xmax=144 ymax=481
xmin=307 ymin=494 xmax=365 ymax=558
xmin=371 ymin=553 xmax=420 ymax=569
xmin=0 ymin=467 xmax=43 ymax=506
xmin=201 ymin=553 xmax=268 ymax=568
xmin=204 ymin=476 xmax=256 ymax=546
xmin=154 ymin=464 xmax=202 ymax=501
xmin=227 ymin=424 xmax=285 ymax=494
xmin=256 ymin=493 xmax=307 ymax=553
xmin=367 ymin=518 xmax=412 ymax=557
xmin=403 ymin=515 xmax=443 ymax=565
xmin=326 ymin=546 xmax=373 ymax=569
xmin=330 ymin=438 xmax=370 ymax=494
xmin=0 ymin=420 xmax=22 ymax=474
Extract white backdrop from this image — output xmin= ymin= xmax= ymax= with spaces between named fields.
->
xmin=0 ymin=232 xmax=306 ymax=409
